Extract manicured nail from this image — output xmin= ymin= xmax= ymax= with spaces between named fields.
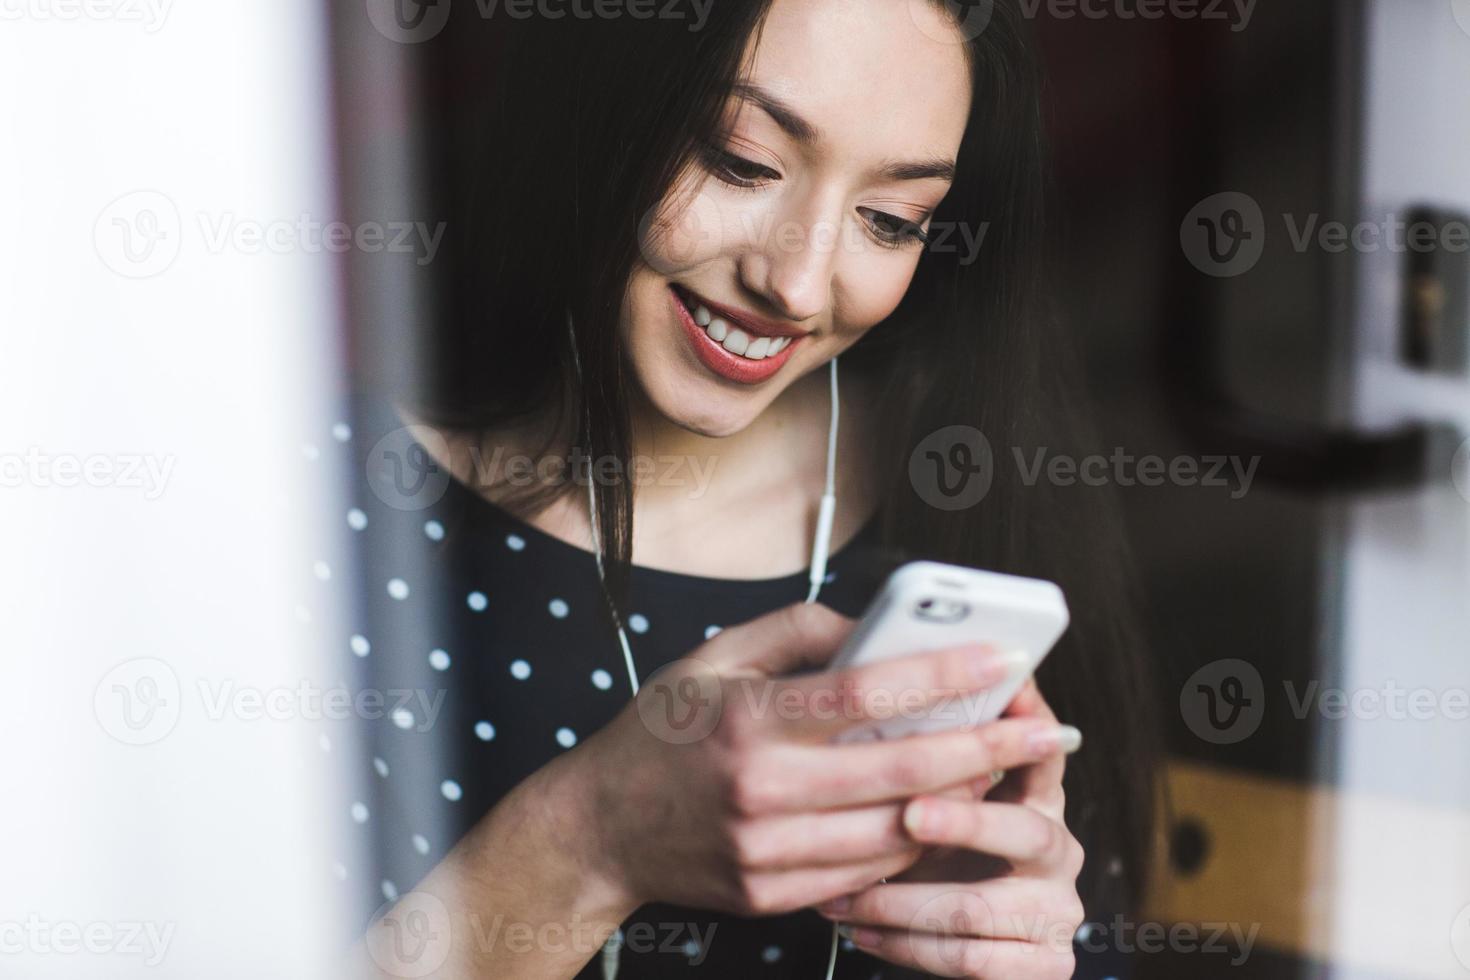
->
xmin=1025 ymin=724 xmax=1082 ymax=758
xmin=818 ymin=895 xmax=851 ymax=916
xmin=968 ymin=647 xmax=1030 ymax=686
xmin=850 ymin=927 xmax=882 ymax=948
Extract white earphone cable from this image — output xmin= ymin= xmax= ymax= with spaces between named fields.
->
xmin=573 ymin=313 xmax=842 ymax=979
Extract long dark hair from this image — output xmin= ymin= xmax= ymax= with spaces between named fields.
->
xmin=411 ymin=0 xmax=1158 ymax=913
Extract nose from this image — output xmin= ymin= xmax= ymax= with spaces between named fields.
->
xmin=735 ymin=196 xmax=840 ymax=325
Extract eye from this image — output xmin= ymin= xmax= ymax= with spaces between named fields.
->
xmin=699 ymin=142 xmax=780 ymax=188
xmin=859 ymin=207 xmax=931 ymax=248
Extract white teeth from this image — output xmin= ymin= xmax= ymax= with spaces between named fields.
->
xmin=721 ymin=328 xmax=750 ymax=355
xmin=691 ymin=300 xmax=797 ymax=361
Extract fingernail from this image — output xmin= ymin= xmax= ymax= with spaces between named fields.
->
xmin=903 ymin=799 xmax=937 ymax=838
xmin=989 ymin=768 xmax=1006 ymax=786
xmin=819 ymin=895 xmax=851 ymax=916
xmin=850 ymin=927 xmax=882 ymax=948
xmin=1025 ymin=724 xmax=1082 ymax=758
xmin=968 ymin=647 xmax=1030 ymax=686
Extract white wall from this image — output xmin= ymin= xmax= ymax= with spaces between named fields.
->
xmin=0 ymin=2 xmax=353 ymax=977
xmin=1328 ymin=2 xmax=1470 ymax=976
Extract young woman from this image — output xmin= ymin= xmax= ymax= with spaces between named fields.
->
xmin=333 ymin=0 xmax=1158 ymax=977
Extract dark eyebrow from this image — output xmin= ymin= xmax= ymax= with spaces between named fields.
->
xmin=731 ymin=82 xmax=819 ymax=144
xmin=878 ymin=158 xmax=956 ymax=183
xmin=731 ymin=82 xmax=956 ymax=184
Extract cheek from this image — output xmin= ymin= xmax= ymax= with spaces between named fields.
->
xmin=836 ymin=251 xmax=922 ymax=336
xmin=639 ymin=175 xmax=730 ymax=275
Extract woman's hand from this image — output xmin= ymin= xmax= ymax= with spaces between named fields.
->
xmin=814 ymin=679 xmax=1086 ymax=979
xmin=561 ymin=603 xmax=1079 ymax=919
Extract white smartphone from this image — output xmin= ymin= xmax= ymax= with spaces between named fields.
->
xmin=828 ymin=560 xmax=1069 ymax=742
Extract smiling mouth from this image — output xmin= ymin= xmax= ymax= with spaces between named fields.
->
xmin=669 ymin=285 xmax=804 ymax=385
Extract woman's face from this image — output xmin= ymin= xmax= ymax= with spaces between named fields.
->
xmin=621 ymin=0 xmax=973 ymax=437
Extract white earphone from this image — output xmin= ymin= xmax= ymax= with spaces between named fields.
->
xmin=569 ymin=314 xmax=844 ymax=980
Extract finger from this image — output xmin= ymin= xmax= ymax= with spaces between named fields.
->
xmin=900 ymin=799 xmax=1084 ymax=876
xmin=1002 ymin=678 xmax=1058 ymax=724
xmin=998 ymin=681 xmax=1072 ymax=818
xmin=770 ymin=644 xmax=1031 ymax=740
xmin=742 ymin=847 xmax=922 ymax=917
xmin=844 ymin=928 xmax=1073 ymax=980
xmin=748 ymin=719 xmax=1075 ymax=812
xmin=817 ymin=879 xmax=1071 ymax=943
xmin=697 ymin=603 xmax=854 ymax=677
xmin=733 ymin=803 xmax=912 ymax=870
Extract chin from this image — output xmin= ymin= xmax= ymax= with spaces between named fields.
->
xmin=637 ymin=367 xmax=778 ymax=439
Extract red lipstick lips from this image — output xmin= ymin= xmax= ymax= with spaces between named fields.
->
xmin=669 ymin=285 xmax=805 ymax=385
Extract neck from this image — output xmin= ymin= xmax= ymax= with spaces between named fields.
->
xmin=404 ymin=364 xmax=874 ymax=579
xmin=621 ymin=371 xmax=832 ymax=516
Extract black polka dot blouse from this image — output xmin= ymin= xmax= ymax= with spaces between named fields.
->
xmin=312 ymin=388 xmax=1132 ymax=979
